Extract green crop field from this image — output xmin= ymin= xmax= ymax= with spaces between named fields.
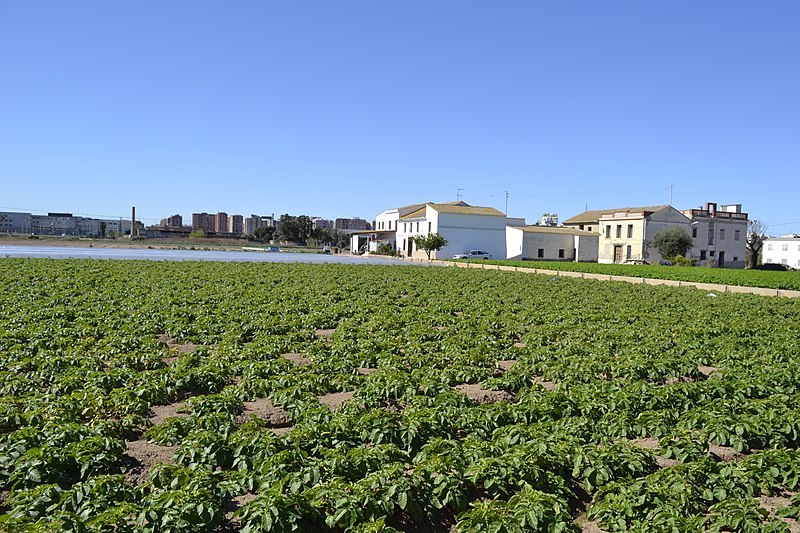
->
xmin=464 ymin=259 xmax=800 ymax=291
xmin=1 ymin=259 xmax=799 ymax=532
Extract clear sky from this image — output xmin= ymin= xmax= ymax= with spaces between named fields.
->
xmin=1 ymin=1 xmax=798 ymax=233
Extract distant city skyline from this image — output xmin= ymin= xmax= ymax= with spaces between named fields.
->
xmin=1 ymin=2 xmax=798 ymax=234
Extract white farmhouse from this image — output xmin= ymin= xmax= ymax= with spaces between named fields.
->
xmin=357 ymin=201 xmax=522 ymax=259
xmin=397 ymin=202 xmax=516 ymax=259
xmin=763 ymin=234 xmax=800 ymax=268
xmin=506 ymin=226 xmax=599 ymax=262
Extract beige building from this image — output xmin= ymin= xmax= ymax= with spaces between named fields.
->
xmin=506 ymin=226 xmax=599 ymax=261
xmin=565 ymin=205 xmax=690 ymax=263
xmin=563 ymin=202 xmax=748 ymax=267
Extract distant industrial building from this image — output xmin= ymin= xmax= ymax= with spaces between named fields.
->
xmin=0 ymin=211 xmax=139 ymax=237
xmin=160 ymin=214 xmax=183 ymax=228
xmin=192 ymin=213 xmax=216 ymax=233
xmin=335 ymin=217 xmax=370 ymax=234
xmin=227 ymin=214 xmax=244 ymax=235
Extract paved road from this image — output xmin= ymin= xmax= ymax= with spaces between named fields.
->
xmin=0 ymin=245 xmax=418 ymax=265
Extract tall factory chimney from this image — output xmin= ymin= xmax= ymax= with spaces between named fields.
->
xmin=131 ymin=206 xmax=136 ymax=239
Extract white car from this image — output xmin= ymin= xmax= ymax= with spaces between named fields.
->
xmin=453 ymin=250 xmax=492 ymax=260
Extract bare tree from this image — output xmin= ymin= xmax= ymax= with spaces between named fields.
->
xmin=746 ymin=219 xmax=768 ymax=269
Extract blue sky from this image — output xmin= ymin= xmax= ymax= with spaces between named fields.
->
xmin=1 ymin=1 xmax=798 ymax=233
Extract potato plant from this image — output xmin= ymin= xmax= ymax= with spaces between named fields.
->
xmin=0 ymin=258 xmax=799 ymax=531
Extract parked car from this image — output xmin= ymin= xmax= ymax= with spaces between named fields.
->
xmin=453 ymin=250 xmax=492 ymax=260
xmin=621 ymin=259 xmax=648 ymax=265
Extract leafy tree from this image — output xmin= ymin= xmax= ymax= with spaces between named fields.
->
xmin=252 ymin=226 xmax=275 ymax=242
xmin=746 ymin=219 xmax=767 ymax=269
xmin=652 ymin=227 xmax=693 ymax=259
xmin=189 ymin=229 xmax=206 ymax=239
xmin=412 ymin=233 xmax=448 ymax=259
xmin=277 ymin=214 xmax=313 ymax=244
xmin=99 ymin=222 xmax=107 ymax=239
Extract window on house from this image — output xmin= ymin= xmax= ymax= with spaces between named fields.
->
xmin=626 ymin=245 xmax=631 ymax=258
xmin=692 ymin=227 xmax=698 ymax=238
xmin=782 ymin=258 xmax=788 ymax=265
xmin=797 ymin=259 xmax=800 ymax=267
xmin=428 ymin=222 xmax=431 ymax=234
xmin=734 ymin=230 xmax=740 ymax=241
xmin=710 ymin=251 xmax=715 ymax=257
xmin=627 ymin=224 xmax=633 ymax=238
xmin=733 ymin=257 xmax=738 ymax=262
xmin=767 ymin=244 xmax=773 ymax=250
xmin=416 ymin=222 xmax=420 ymax=232
xmin=579 ymin=224 xmax=584 ymax=230
xmin=537 ymin=248 xmax=544 ymax=258
xmin=708 ymin=229 xmax=714 ymax=245
xmin=766 ymin=258 xmax=772 ymax=263
xmin=403 ymin=223 xmax=407 ymax=232
xmin=388 ymin=221 xmax=392 ymax=230
xmin=616 ymin=225 xmax=622 ymax=238
xmin=588 ymin=226 xmax=593 ymax=232
xmin=558 ymin=249 xmax=565 ymax=258
xmin=605 ymin=225 xmax=611 ymax=238
xmin=720 ymin=229 xmax=725 ymax=240
xmin=782 ymin=244 xmax=789 ymax=251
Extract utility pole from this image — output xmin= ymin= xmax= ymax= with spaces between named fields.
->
xmin=504 ymin=191 xmax=509 ymax=215
xmin=457 ymin=188 xmax=464 ymax=201
xmin=669 ymin=184 xmax=673 ymax=205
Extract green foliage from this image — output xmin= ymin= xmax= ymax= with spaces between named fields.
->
xmin=1 ymin=259 xmax=800 ymax=530
xmin=652 ymin=227 xmax=694 ymax=258
xmin=411 ymin=233 xmax=448 ymax=259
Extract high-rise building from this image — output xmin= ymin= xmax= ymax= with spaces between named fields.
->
xmin=192 ymin=213 xmax=216 ymax=233
xmin=215 ymin=212 xmax=228 ymax=234
xmin=228 ymin=214 xmax=243 ymax=235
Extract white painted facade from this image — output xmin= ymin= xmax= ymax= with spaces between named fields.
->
xmin=506 ymin=226 xmax=599 ymax=261
xmin=396 ymin=205 xmax=509 ymax=259
xmin=681 ymin=203 xmax=748 ymax=268
xmin=763 ymin=234 xmax=800 ymax=268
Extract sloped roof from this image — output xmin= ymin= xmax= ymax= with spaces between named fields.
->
xmin=401 ymin=202 xmax=505 ymax=220
xmin=563 ymin=205 xmax=670 ymax=225
xmin=510 ymin=226 xmax=600 ymax=236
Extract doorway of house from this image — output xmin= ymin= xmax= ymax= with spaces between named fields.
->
xmin=407 ymin=239 xmax=413 ymax=257
xmin=613 ymin=245 xmax=623 ymax=263
xmin=718 ymin=251 xmax=725 ymax=268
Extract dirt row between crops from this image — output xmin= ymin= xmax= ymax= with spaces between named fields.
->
xmin=397 ymin=257 xmax=800 ymax=298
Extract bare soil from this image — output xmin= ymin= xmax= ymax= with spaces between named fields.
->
xmin=218 ymin=493 xmax=259 ymax=533
xmin=576 ymin=515 xmax=609 ymax=533
xmin=513 ymin=342 xmax=527 ymax=348
xmin=315 ymin=328 xmax=336 ymax=339
xmin=698 ymin=365 xmax=723 ymax=378
xmin=237 ymin=398 xmax=290 ymax=427
xmin=630 ymin=437 xmax=682 ymax=469
xmin=125 ymin=440 xmax=177 ymax=486
xmin=534 ymin=377 xmax=558 ymax=390
xmin=281 ymin=353 xmax=311 ymax=366
xmin=759 ymin=493 xmax=800 ymax=533
xmin=358 ymin=367 xmax=377 ymax=375
xmin=148 ymin=402 xmax=188 ymax=426
xmin=157 ymin=333 xmax=199 ymax=354
xmin=496 ymin=360 xmax=517 ymax=372
xmin=453 ymin=383 xmax=514 ymax=404
xmin=318 ymin=391 xmax=355 ymax=410
xmin=708 ymin=444 xmax=746 ymax=462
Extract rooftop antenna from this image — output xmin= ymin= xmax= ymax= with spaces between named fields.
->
xmin=504 ymin=191 xmax=509 ymax=215
xmin=457 ymin=188 xmax=464 ymax=201
xmin=669 ymin=183 xmax=674 ymax=205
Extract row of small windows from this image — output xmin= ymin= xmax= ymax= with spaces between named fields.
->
xmin=606 ymin=224 xmax=741 ymax=242
xmin=377 ymin=220 xmax=434 ymax=233
xmin=766 ymin=243 xmax=800 ymax=251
